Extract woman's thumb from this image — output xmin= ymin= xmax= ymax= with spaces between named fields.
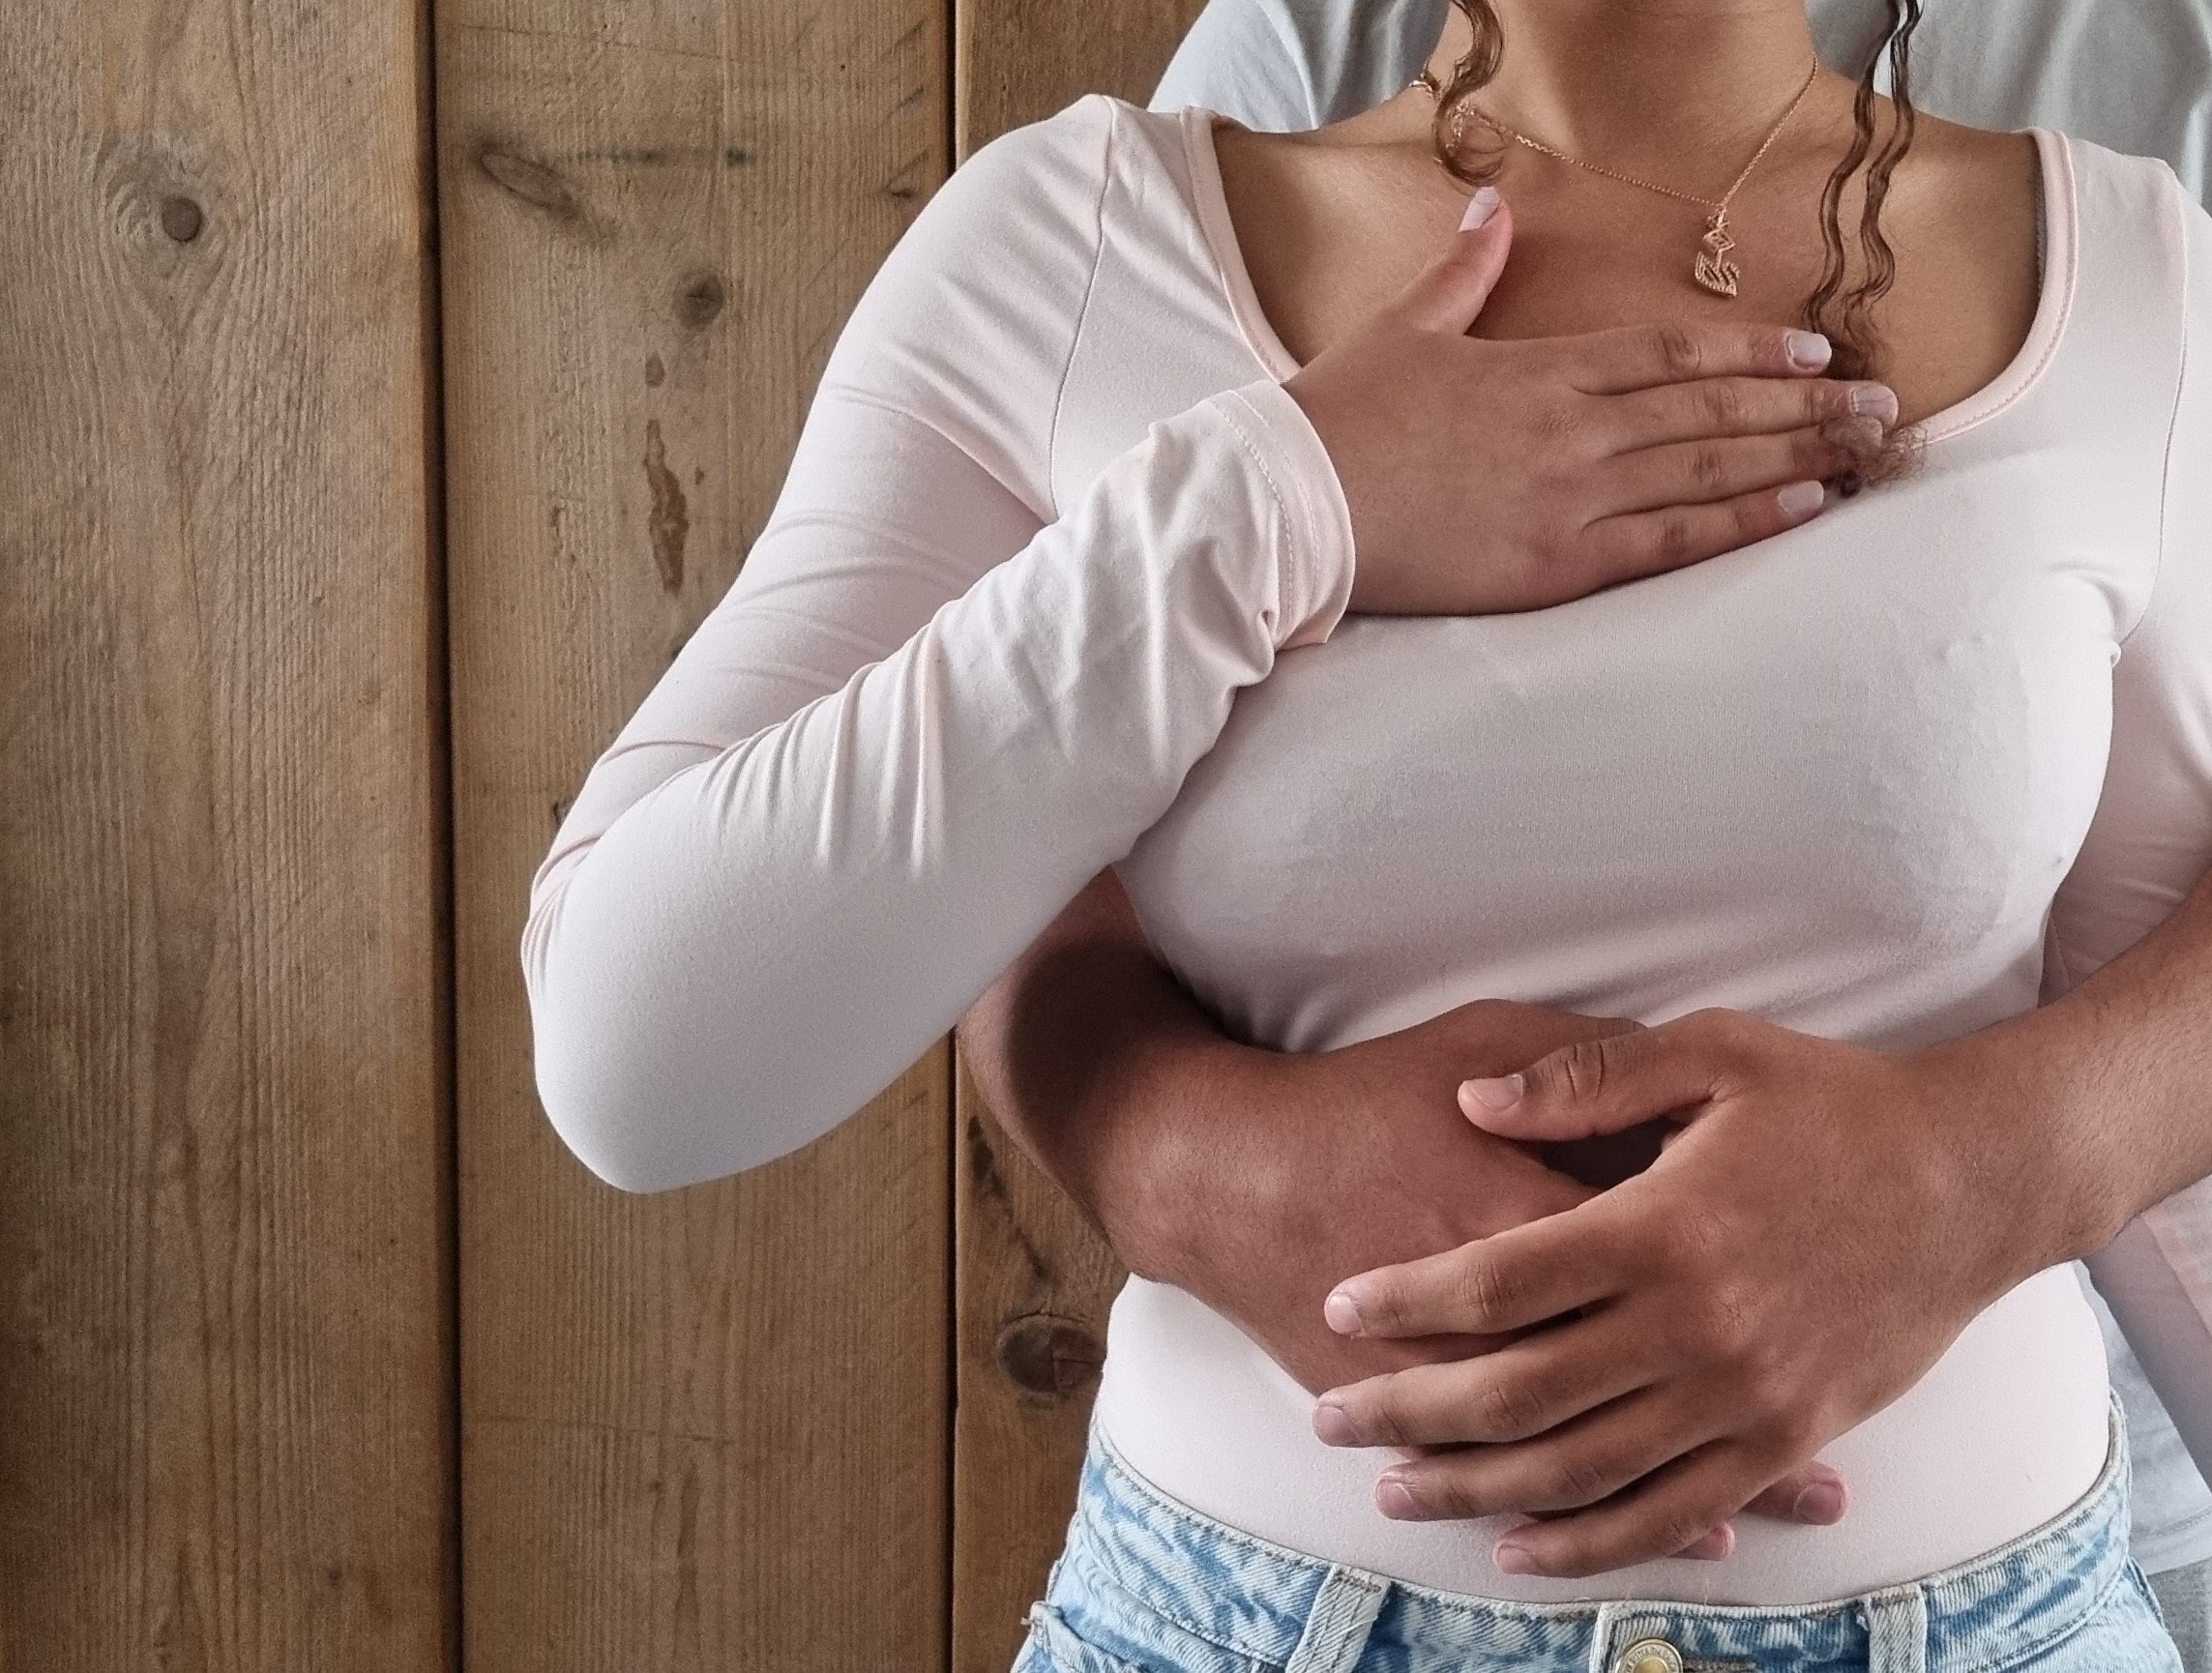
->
xmin=1386 ymin=188 xmax=1512 ymax=336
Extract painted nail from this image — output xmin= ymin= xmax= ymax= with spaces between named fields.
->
xmin=1793 ymin=1480 xmax=1848 ymax=1524
xmin=1778 ymin=480 xmax=1826 ymax=522
xmin=1786 ymin=331 xmax=1833 ymax=369
xmin=1460 ymin=186 xmax=1502 ymax=230
xmin=1377 ymin=1476 xmax=1422 ymax=1518
xmin=1492 ymin=1541 xmax=1542 ymax=1575
xmin=1324 ymin=1288 xmax=1366 ymax=1335
xmin=1460 ymin=1073 xmax=1523 ymax=1112
xmin=1849 ymin=383 xmax=1900 ymax=422
xmin=1312 ymin=1398 xmax=1358 ymax=1447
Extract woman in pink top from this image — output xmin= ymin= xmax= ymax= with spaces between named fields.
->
xmin=524 ymin=0 xmax=2212 ymax=1664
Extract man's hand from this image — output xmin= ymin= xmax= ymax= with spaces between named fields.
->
xmin=956 ymin=875 xmax=1847 ymax=1561
xmin=1143 ymin=996 xmax=1614 ymax=1396
xmin=1312 ymin=1008 xmax=2112 ymax=1579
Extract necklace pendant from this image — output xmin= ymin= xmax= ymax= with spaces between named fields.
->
xmin=1695 ymin=212 xmax=1741 ymax=298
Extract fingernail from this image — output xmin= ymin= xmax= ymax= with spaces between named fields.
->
xmin=1849 ymin=383 xmax=1900 ymax=422
xmin=1312 ymin=1397 xmax=1359 ymax=1446
xmin=1786 ymin=331 xmax=1833 ymax=369
xmin=1460 ymin=1073 xmax=1522 ymax=1111
xmin=1492 ymin=1541 xmax=1542 ymax=1575
xmin=1793 ymin=1480 xmax=1848 ymax=1524
xmin=1460 ymin=186 xmax=1502 ymax=230
xmin=1378 ymin=1475 xmax=1422 ymax=1518
xmin=1324 ymin=1289 xmax=1367 ymax=1335
xmin=1778 ymin=480 xmax=1826 ymax=522
xmin=1684 ymin=1524 xmax=1734 ymax=1560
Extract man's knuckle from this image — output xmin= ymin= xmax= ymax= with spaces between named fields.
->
xmin=1458 ymin=1256 xmax=1518 ymax=1323
xmin=1550 ymin=1451 xmax=1619 ymax=1507
xmin=1762 ymin=1412 xmax=1824 ymax=1462
xmin=1479 ymin=1376 xmax=1545 ymax=1440
xmin=1677 ymin=1007 xmax=1748 ymax=1048
xmin=1656 ymin=1507 xmax=1718 ymax=1555
xmin=1548 ymin=1037 xmax=1615 ymax=1101
xmin=1692 ymin=1283 xmax=1759 ymax=1356
xmin=1365 ymin=1388 xmax=1414 ymax=1448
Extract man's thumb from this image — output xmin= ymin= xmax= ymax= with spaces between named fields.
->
xmin=1458 ymin=1024 xmax=1717 ymax=1142
xmin=1387 ymin=187 xmax=1512 ymax=336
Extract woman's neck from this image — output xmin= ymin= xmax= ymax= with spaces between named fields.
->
xmin=1417 ymin=1 xmax=1830 ymax=180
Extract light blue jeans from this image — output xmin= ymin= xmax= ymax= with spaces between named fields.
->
xmin=1016 ymin=1400 xmax=2181 ymax=1673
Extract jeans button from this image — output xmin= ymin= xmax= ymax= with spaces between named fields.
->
xmin=1613 ymin=1638 xmax=1684 ymax=1673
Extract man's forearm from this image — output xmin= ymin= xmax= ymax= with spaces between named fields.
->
xmin=1968 ymin=867 xmax=2212 ymax=1253
xmin=956 ymin=867 xmax=1268 ymax=1282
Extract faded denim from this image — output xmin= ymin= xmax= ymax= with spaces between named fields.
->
xmin=1016 ymin=1399 xmax=2180 ymax=1673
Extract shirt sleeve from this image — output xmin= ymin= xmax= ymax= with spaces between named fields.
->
xmin=2047 ymin=173 xmax=2212 ymax=1477
xmin=521 ymin=97 xmax=1355 ymax=1194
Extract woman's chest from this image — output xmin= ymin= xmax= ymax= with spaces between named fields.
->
xmin=1113 ymin=450 xmax=2155 ymax=1050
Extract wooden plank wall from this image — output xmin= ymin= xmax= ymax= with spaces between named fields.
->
xmin=0 ymin=2 xmax=454 ymax=1669
xmin=2 ymin=0 xmax=1208 ymax=1667
xmin=435 ymin=0 xmax=957 ymax=1667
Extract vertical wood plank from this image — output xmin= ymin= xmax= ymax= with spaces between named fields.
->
xmin=436 ymin=2 xmax=954 ymax=1667
xmin=0 ymin=4 xmax=454 ymax=1671
xmin=956 ymin=0 xmax=1212 ymax=152
xmin=950 ymin=13 xmax=1210 ymax=1672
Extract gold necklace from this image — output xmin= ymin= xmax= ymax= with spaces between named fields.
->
xmin=1411 ymin=60 xmax=1822 ymax=298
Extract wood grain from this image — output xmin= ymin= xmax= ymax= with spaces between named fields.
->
xmin=0 ymin=2 xmax=454 ymax=1669
xmin=951 ymin=1065 xmax=1127 ymax=1673
xmin=435 ymin=2 xmax=954 ymax=1667
xmin=957 ymin=0 xmax=1212 ymax=154
xmin=950 ymin=16 xmax=1208 ymax=1670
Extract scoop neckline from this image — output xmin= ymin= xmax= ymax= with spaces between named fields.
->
xmin=1173 ymin=103 xmax=2079 ymax=449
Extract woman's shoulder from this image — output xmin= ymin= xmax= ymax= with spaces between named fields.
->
xmin=865 ymin=95 xmax=1211 ymax=347
xmin=820 ymin=95 xmax=1227 ymax=518
xmin=938 ymin=94 xmax=1199 ymax=239
xmin=2042 ymin=130 xmax=2210 ymax=353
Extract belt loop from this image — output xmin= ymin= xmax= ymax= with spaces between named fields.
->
xmin=1586 ymin=1601 xmax=1633 ymax=1673
xmin=1284 ymin=1565 xmax=1389 ymax=1673
xmin=1865 ymin=1587 xmax=1930 ymax=1673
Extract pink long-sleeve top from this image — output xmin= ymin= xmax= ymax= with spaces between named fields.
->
xmin=523 ymin=95 xmax=2212 ymax=1603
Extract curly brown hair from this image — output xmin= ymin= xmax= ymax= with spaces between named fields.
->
xmin=1425 ymin=0 xmax=1928 ymax=484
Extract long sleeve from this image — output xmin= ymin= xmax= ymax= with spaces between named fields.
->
xmin=2048 ymin=172 xmax=2212 ymax=1474
xmin=521 ymin=97 xmax=1354 ymax=1194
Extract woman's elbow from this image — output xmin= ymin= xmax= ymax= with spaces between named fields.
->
xmin=532 ymin=1021 xmax=719 ymax=1194
xmin=522 ymin=919 xmax=776 ymax=1194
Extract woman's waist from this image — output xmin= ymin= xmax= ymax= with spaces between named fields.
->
xmin=1088 ymin=1264 xmax=2112 ymax=1606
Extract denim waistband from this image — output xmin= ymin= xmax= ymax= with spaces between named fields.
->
xmin=1034 ymin=1398 xmax=2136 ymax=1673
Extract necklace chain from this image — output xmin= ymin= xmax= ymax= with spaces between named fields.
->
xmin=1410 ymin=60 xmax=1823 ymax=297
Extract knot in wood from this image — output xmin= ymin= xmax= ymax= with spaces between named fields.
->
xmin=159 ymin=195 xmax=204 ymax=243
xmin=993 ymin=1314 xmax=1102 ymax=1400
